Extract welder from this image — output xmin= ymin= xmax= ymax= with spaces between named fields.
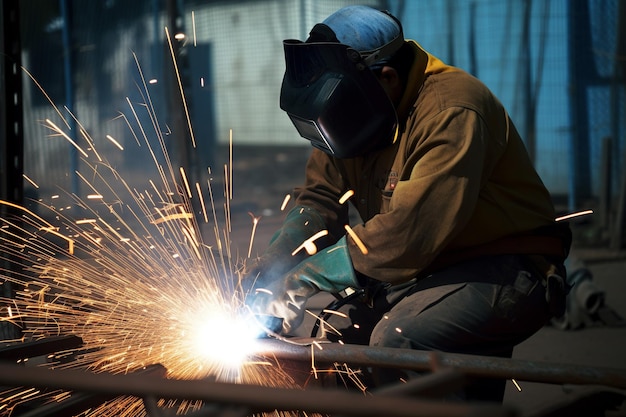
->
xmin=243 ymin=5 xmax=571 ymax=402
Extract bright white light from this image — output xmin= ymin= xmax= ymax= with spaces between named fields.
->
xmin=189 ymin=308 xmax=259 ymax=372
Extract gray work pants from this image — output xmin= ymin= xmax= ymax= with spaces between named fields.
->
xmin=331 ymin=254 xmax=558 ymax=402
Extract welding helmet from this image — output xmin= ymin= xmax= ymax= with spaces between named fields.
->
xmin=279 ymin=6 xmax=404 ymax=158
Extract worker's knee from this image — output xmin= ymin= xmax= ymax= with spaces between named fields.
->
xmin=369 ymin=282 xmax=469 ymax=350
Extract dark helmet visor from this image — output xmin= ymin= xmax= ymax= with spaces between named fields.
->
xmin=279 ymin=40 xmax=397 ymax=158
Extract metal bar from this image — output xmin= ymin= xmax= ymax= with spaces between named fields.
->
xmin=0 ymin=335 xmax=83 ymax=362
xmin=252 ymin=339 xmax=626 ymax=390
xmin=0 ymin=362 xmax=515 ymax=417
xmin=13 ymin=364 xmax=166 ymax=417
xmin=0 ymin=0 xmax=25 ymax=342
xmin=567 ymin=0 xmax=594 ymax=209
xmin=60 ymin=0 xmax=79 ymax=197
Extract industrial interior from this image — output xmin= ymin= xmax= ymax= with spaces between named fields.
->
xmin=1 ymin=0 xmax=626 ymax=416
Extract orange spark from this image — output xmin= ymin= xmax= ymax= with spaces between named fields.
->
xmin=555 ymin=209 xmax=593 ymax=222
xmin=339 ymin=190 xmax=354 ymax=205
xmin=280 ymin=194 xmax=291 ymax=211
xmin=44 ymin=119 xmax=88 ymax=158
xmin=344 ymin=225 xmax=368 ymax=255
xmin=106 ymin=134 xmax=124 ymax=150
xmin=247 ymin=212 xmax=262 ymax=258
xmin=291 ymin=230 xmax=329 ymax=256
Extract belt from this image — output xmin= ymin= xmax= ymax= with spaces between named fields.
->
xmin=426 ymin=234 xmax=568 ymax=275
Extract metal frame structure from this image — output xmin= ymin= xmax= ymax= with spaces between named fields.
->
xmin=1 ymin=336 xmax=625 ymax=417
xmin=0 ymin=0 xmax=25 ymax=342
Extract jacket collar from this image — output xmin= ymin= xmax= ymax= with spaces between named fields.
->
xmin=396 ymin=41 xmax=454 ymax=124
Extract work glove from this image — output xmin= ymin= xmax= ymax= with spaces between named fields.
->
xmin=246 ymin=236 xmax=365 ymax=334
xmin=239 ymin=206 xmax=328 ymax=298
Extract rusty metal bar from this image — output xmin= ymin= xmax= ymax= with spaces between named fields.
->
xmin=252 ymin=339 xmax=626 ymax=390
xmin=13 ymin=363 xmax=166 ymax=417
xmin=0 ymin=335 xmax=83 ymax=362
xmin=0 ymin=362 xmax=515 ymax=417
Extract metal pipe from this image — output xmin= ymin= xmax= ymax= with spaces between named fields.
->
xmin=0 ymin=0 xmax=25 ymax=342
xmin=13 ymin=364 xmax=166 ymax=417
xmin=0 ymin=362 xmax=514 ymax=417
xmin=252 ymin=339 xmax=626 ymax=390
xmin=0 ymin=335 xmax=83 ymax=361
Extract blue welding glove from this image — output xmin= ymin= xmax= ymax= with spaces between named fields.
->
xmin=239 ymin=206 xmax=328 ymax=297
xmin=247 ymin=236 xmax=364 ymax=334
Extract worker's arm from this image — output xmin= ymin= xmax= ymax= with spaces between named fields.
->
xmin=246 ymin=236 xmax=363 ymax=333
xmin=240 ymin=205 xmax=328 ymax=297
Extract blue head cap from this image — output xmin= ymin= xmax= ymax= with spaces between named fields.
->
xmin=313 ymin=5 xmax=404 ymax=66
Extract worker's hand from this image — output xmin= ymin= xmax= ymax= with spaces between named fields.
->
xmin=238 ymin=206 xmax=328 ymax=298
xmin=246 ymin=236 xmax=364 ymax=333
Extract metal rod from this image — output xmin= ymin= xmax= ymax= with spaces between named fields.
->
xmin=0 ymin=0 xmax=25 ymax=342
xmin=252 ymin=339 xmax=626 ymax=390
xmin=0 ymin=335 xmax=83 ymax=361
xmin=12 ymin=363 xmax=166 ymax=417
xmin=0 ymin=362 xmax=514 ymax=417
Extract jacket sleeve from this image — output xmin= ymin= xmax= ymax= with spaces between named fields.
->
xmin=292 ymin=149 xmax=351 ymax=244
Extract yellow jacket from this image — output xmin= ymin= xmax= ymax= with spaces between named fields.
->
xmin=294 ymin=41 xmax=564 ymax=284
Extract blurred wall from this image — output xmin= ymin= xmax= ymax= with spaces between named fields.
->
xmin=16 ymin=0 xmax=626 ymax=206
